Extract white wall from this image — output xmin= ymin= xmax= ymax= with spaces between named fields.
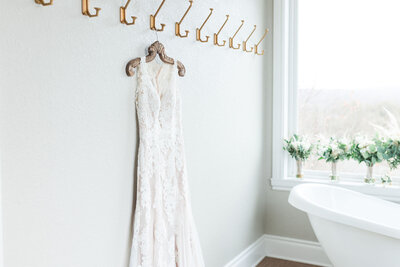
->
xmin=263 ymin=0 xmax=317 ymax=242
xmin=0 ymin=0 xmax=267 ymax=266
xmin=0 ymin=153 xmax=3 ymax=267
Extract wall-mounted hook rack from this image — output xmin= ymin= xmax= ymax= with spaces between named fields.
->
xmin=150 ymin=0 xmax=166 ymax=31
xmin=175 ymin=0 xmax=193 ymax=38
xmin=82 ymin=0 xmax=101 ymax=17
xmin=120 ymin=0 xmax=137 ymax=25
xmin=243 ymin=25 xmax=256 ymax=53
xmin=34 ymin=0 xmax=53 ymax=6
xmin=196 ymin=8 xmax=214 ymax=43
xmin=229 ymin=20 xmax=244 ymax=50
xmin=214 ymin=15 xmax=229 ymax=47
xmin=254 ymin=28 xmax=269 ymax=55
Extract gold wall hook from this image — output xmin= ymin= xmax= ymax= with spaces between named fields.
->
xmin=175 ymin=0 xmax=193 ymax=38
xmin=243 ymin=25 xmax=256 ymax=53
xmin=82 ymin=0 xmax=101 ymax=17
xmin=229 ymin=20 xmax=244 ymax=50
xmin=196 ymin=8 xmax=213 ymax=43
xmin=34 ymin=0 xmax=53 ymax=6
xmin=213 ymin=15 xmax=229 ymax=47
xmin=254 ymin=28 xmax=269 ymax=55
xmin=150 ymin=0 xmax=166 ymax=32
xmin=120 ymin=0 xmax=137 ymax=25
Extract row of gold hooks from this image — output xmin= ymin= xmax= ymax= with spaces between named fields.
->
xmin=34 ymin=0 xmax=268 ymax=55
xmin=35 ymin=0 xmax=102 ymax=18
xmin=149 ymin=1 xmax=268 ymax=55
xmin=195 ymin=8 xmax=267 ymax=55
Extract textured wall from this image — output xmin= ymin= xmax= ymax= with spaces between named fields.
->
xmin=0 ymin=0 xmax=267 ymax=266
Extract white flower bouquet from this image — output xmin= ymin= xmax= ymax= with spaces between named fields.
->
xmin=380 ymin=136 xmax=400 ymax=171
xmin=351 ymin=136 xmax=384 ymax=184
xmin=283 ymin=134 xmax=313 ymax=178
xmin=317 ymin=137 xmax=351 ymax=181
xmin=372 ymin=108 xmax=400 ymax=184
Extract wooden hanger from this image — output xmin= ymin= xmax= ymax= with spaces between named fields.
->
xmin=125 ymin=41 xmax=186 ymax=77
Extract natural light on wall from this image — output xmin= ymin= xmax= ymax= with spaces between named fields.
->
xmin=297 ymin=0 xmax=400 ymax=178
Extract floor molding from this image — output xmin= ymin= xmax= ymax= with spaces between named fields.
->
xmin=224 ymin=234 xmax=332 ymax=267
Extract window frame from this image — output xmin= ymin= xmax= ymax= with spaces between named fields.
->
xmin=270 ymin=0 xmax=400 ymax=202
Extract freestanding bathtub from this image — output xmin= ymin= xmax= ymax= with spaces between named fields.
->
xmin=289 ymin=183 xmax=400 ymax=267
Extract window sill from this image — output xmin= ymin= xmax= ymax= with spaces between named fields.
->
xmin=270 ymin=177 xmax=400 ymax=202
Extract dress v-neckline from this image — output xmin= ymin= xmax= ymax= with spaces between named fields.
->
xmin=141 ymin=57 xmax=175 ymax=104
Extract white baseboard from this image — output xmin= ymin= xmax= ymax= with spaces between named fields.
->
xmin=224 ymin=234 xmax=332 ymax=267
xmin=264 ymin=235 xmax=332 ymax=267
xmin=224 ymin=235 xmax=266 ymax=267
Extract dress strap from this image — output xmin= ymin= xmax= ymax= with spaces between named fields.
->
xmin=140 ymin=56 xmax=147 ymax=66
xmin=138 ymin=56 xmax=147 ymax=76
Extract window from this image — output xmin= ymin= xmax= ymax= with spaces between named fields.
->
xmin=298 ymin=0 xmax=400 ymax=178
xmin=271 ymin=0 xmax=400 ymax=200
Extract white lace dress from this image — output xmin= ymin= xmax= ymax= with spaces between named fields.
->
xmin=129 ymin=58 xmax=205 ymax=267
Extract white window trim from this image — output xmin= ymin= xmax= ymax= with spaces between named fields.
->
xmin=270 ymin=0 xmax=400 ymax=202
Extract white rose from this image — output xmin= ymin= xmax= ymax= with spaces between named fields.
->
xmin=331 ymin=144 xmax=338 ymax=151
xmin=331 ymin=148 xmax=341 ymax=158
xmin=303 ymin=141 xmax=311 ymax=151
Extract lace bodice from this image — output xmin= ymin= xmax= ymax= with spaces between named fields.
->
xmin=129 ymin=58 xmax=205 ymax=267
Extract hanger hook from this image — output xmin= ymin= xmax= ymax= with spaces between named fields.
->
xmin=120 ymin=0 xmax=137 ymax=25
xmin=214 ymin=15 xmax=229 ymax=47
xmin=34 ymin=0 xmax=53 ymax=6
xmin=229 ymin=20 xmax=244 ymax=50
xmin=243 ymin=25 xmax=256 ymax=53
xmin=196 ymin=8 xmax=214 ymax=43
xmin=254 ymin=28 xmax=269 ymax=55
xmin=175 ymin=0 xmax=193 ymax=38
xmin=82 ymin=0 xmax=101 ymax=17
xmin=150 ymin=0 xmax=166 ymax=32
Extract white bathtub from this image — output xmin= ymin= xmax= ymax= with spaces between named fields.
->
xmin=289 ymin=183 xmax=400 ymax=267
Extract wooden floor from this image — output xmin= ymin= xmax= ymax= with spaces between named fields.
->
xmin=257 ymin=257 xmax=321 ymax=267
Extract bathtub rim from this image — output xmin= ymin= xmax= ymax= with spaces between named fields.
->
xmin=289 ymin=183 xmax=400 ymax=240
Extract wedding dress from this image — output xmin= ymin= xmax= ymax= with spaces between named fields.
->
xmin=129 ymin=57 xmax=205 ymax=267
